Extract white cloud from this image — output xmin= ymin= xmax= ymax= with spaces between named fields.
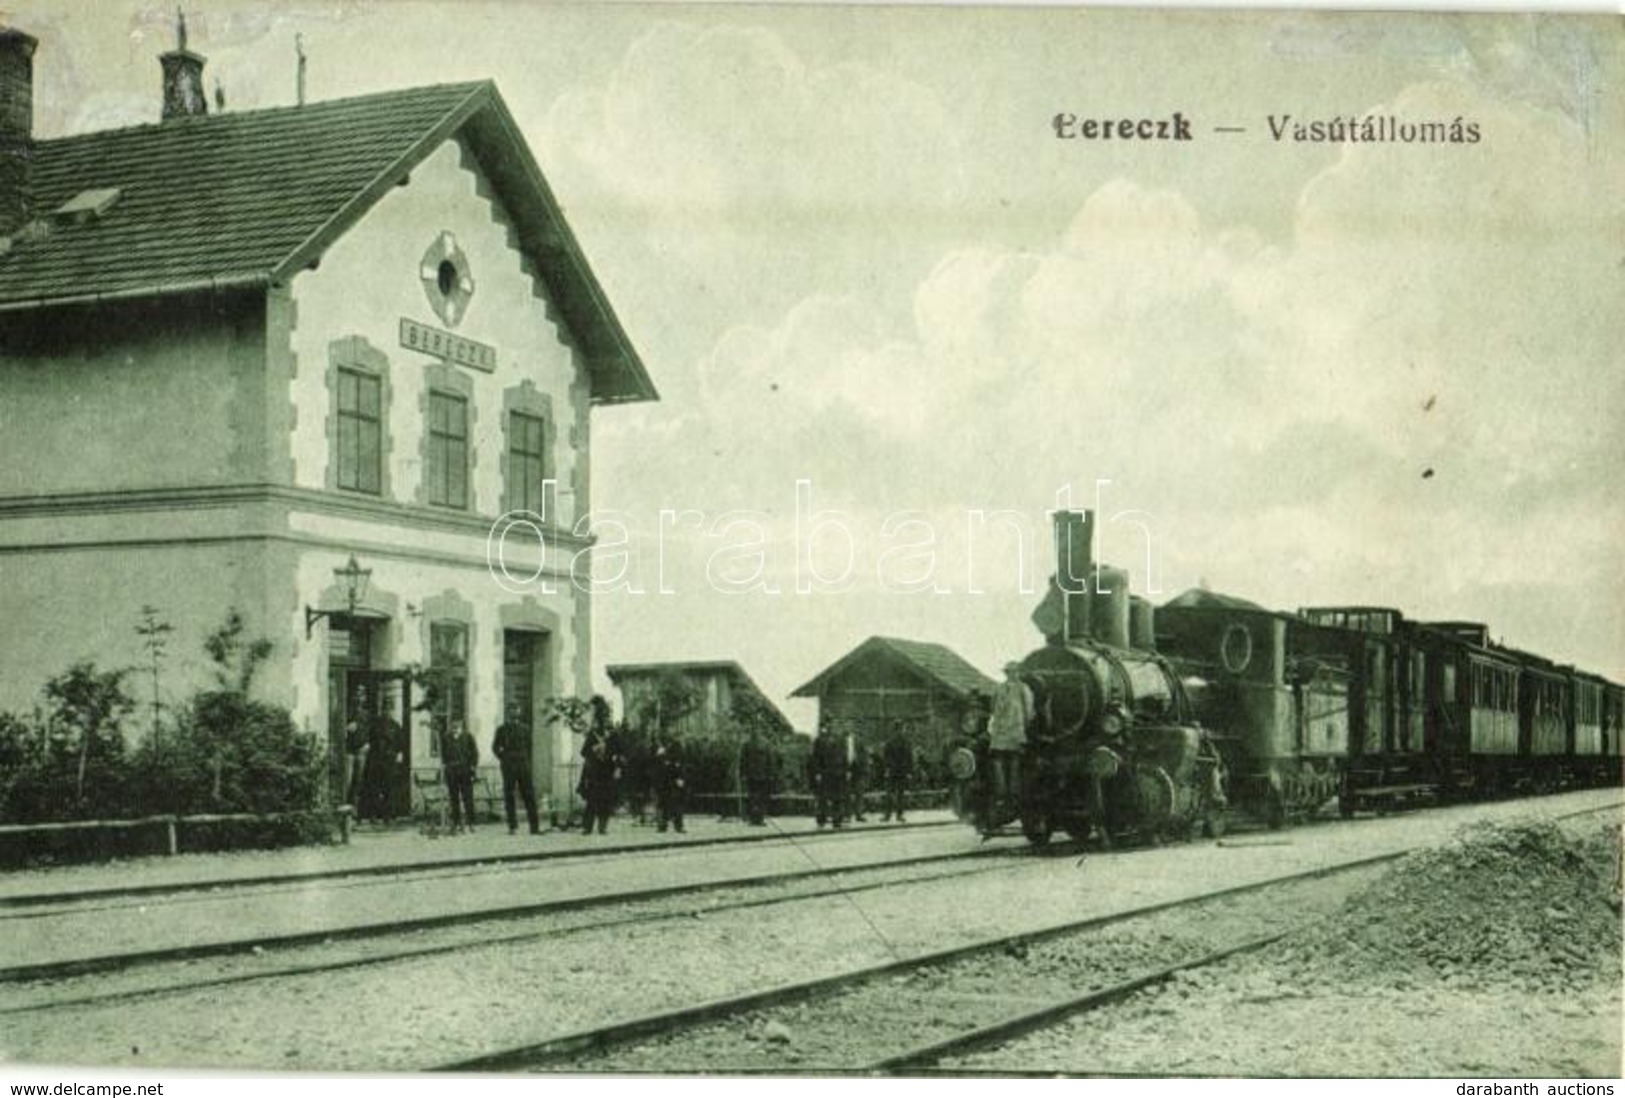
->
xmin=601 ymin=68 xmax=1623 ymax=678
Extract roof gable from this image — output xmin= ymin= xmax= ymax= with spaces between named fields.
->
xmin=791 ymin=636 xmax=997 ymax=699
xmin=0 ymin=81 xmax=655 ymax=404
xmin=605 ymin=660 xmax=793 ymax=733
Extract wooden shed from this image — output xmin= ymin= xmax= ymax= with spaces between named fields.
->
xmin=791 ymin=636 xmax=997 ymax=779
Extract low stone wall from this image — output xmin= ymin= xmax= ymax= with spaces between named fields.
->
xmin=0 ymin=808 xmax=351 ymax=868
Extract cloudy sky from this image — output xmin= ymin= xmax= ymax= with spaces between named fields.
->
xmin=18 ymin=2 xmax=1623 ymax=723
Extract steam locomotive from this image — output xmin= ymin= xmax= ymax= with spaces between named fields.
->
xmin=953 ymin=510 xmax=1229 ymax=847
xmin=957 ymin=509 xmax=1624 ymax=847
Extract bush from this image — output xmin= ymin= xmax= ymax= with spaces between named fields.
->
xmin=0 ymin=663 xmax=135 ymax=823
xmin=0 ymin=613 xmax=328 ymax=833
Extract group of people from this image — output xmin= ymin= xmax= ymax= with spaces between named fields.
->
xmin=342 ymin=689 xmax=405 ymax=824
xmin=426 ymin=702 xmax=543 ymax=836
xmin=574 ymin=712 xmax=691 ymax=836
xmin=807 ymin=717 xmax=918 ymax=829
xmin=448 ymin=700 xmax=691 ymax=838
xmin=346 ymin=697 xmax=947 ymax=838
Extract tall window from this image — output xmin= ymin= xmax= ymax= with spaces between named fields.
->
xmin=428 ymin=622 xmax=469 ymax=757
xmin=509 ymin=411 xmax=548 ymax=514
xmin=336 ymin=368 xmax=382 ymax=494
xmin=427 ymin=391 xmax=468 ymax=509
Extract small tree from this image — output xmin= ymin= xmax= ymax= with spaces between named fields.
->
xmin=44 ymin=662 xmax=136 ymax=815
xmin=629 ymin=670 xmax=702 ymax=736
xmin=196 ymin=611 xmax=274 ymax=802
xmin=134 ymin=606 xmax=174 ymax=756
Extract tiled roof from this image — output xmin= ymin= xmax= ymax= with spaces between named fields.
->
xmin=0 ymin=83 xmax=480 ymax=306
xmin=790 ymin=636 xmax=997 ymax=699
xmin=0 ymin=81 xmax=656 ymax=403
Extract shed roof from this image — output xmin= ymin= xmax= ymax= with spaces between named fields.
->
xmin=0 ymin=81 xmax=655 ymax=404
xmin=790 ymin=636 xmax=997 ymax=699
xmin=604 ymin=660 xmax=793 ymax=733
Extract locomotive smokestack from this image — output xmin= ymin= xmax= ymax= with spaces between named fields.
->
xmin=1052 ymin=509 xmax=1094 ymax=644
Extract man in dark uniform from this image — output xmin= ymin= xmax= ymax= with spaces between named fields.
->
xmin=343 ymin=715 xmax=370 ymax=815
xmin=740 ymin=725 xmax=775 ymax=826
xmin=443 ymin=718 xmax=479 ymax=834
xmin=491 ymin=702 xmax=540 ymax=835
xmin=809 ymin=718 xmax=847 ymax=828
xmin=579 ymin=722 xmax=622 ymax=835
xmin=846 ymin=724 xmax=871 ymax=823
xmin=653 ymin=729 xmax=686 ymax=833
xmin=882 ymin=720 xmax=913 ymax=822
xmin=362 ymin=693 xmax=405 ymax=822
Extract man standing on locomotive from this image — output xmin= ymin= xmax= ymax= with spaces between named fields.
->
xmin=987 ymin=662 xmax=1034 ymax=828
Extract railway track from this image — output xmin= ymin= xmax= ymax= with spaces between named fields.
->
xmin=0 ymin=816 xmax=963 ymax=912
xmin=0 ymin=823 xmax=1002 ymax=983
xmin=435 ymin=853 xmax=1402 ymax=1072
xmin=0 ymin=844 xmax=1022 ymax=1009
xmin=4 ymin=792 xmax=1614 ymax=1073
xmin=435 ymin=800 xmax=1622 ymax=1074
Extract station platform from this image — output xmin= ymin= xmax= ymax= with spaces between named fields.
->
xmin=0 ymin=809 xmax=962 ymax=905
xmin=0 ymin=810 xmax=978 ymax=977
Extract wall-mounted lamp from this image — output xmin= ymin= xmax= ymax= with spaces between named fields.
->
xmin=305 ymin=555 xmax=372 ymax=639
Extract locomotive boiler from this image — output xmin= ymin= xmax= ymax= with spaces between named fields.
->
xmin=955 ymin=510 xmax=1227 ymax=847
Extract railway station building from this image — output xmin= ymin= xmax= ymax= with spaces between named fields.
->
xmin=0 ymin=26 xmax=657 ymax=816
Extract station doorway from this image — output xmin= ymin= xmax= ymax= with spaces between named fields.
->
xmin=326 ymin=616 xmax=413 ymax=820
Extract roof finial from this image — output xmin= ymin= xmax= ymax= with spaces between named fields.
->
xmin=295 ymin=33 xmax=307 ymax=107
xmin=176 ymin=7 xmax=188 ymax=53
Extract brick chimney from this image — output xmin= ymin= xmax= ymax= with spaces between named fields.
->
xmin=0 ymin=27 xmax=37 ymax=236
xmin=159 ymin=11 xmax=207 ymax=120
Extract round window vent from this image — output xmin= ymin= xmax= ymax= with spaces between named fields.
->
xmin=420 ymin=231 xmax=475 ymax=328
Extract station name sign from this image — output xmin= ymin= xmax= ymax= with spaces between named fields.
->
xmin=399 ymin=317 xmax=497 ymax=373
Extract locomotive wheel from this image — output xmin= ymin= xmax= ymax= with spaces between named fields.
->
xmin=1021 ymin=808 xmax=1054 ymax=847
xmin=1201 ymin=805 xmax=1228 ymax=839
xmin=1059 ymin=815 xmax=1092 ymax=844
xmin=1265 ymin=787 xmax=1286 ymax=830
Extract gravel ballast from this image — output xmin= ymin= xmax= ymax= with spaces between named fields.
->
xmin=957 ymin=817 xmax=1624 ymax=1077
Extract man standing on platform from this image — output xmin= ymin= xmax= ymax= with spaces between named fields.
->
xmin=654 ymin=729 xmax=687 ymax=834
xmin=882 ymin=720 xmax=913 ymax=823
xmin=579 ymin=718 xmax=622 ymax=835
xmin=362 ymin=692 xmax=405 ymax=823
xmin=809 ymin=718 xmax=848 ymax=829
xmin=443 ymin=718 xmax=479 ymax=834
xmin=492 ymin=702 xmax=540 ymax=835
xmin=846 ymin=723 xmax=870 ymax=823
xmin=343 ymin=714 xmax=370 ymax=815
xmin=740 ymin=725 xmax=775 ymax=826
